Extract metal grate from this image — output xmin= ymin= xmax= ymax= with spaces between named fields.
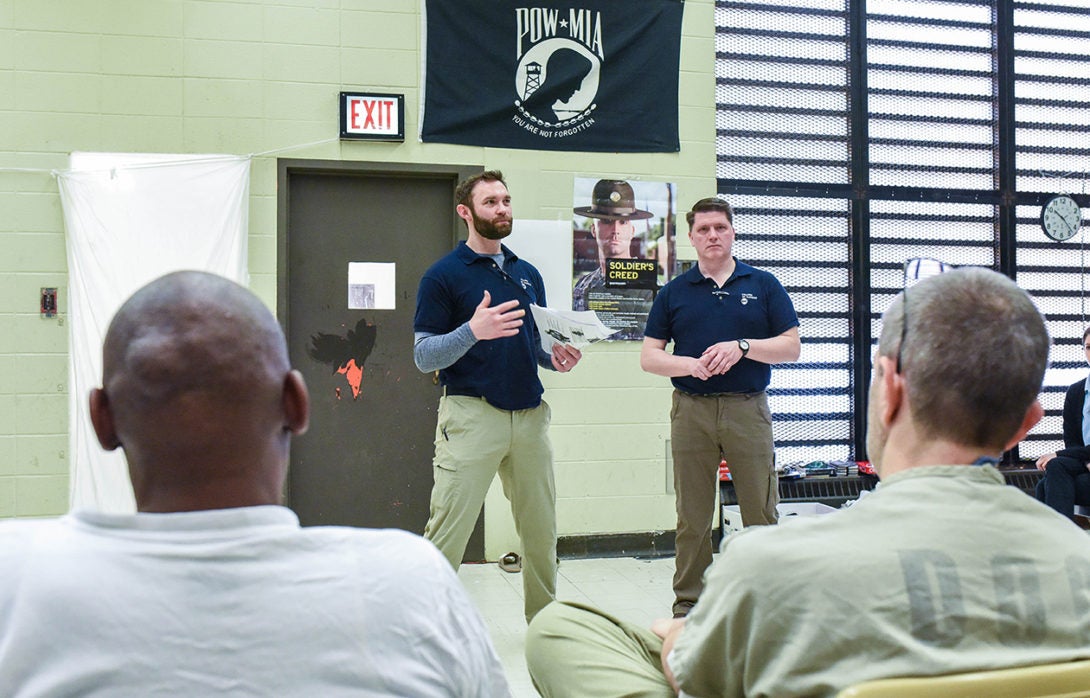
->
xmin=715 ymin=2 xmax=855 ymax=462
xmin=868 ymin=198 xmax=999 ymax=352
xmin=867 ymin=0 xmax=998 ymax=189
xmin=716 ymin=0 xmax=1090 ymax=461
xmin=732 ymin=194 xmax=854 ymax=463
xmin=1012 ymin=2 xmax=1090 ymax=454
xmin=715 ymin=1 xmax=851 ymax=185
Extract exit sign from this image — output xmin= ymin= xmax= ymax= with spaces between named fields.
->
xmin=340 ymin=92 xmax=404 ymax=141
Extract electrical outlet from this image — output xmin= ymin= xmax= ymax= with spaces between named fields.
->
xmin=40 ymin=288 xmax=57 ymax=318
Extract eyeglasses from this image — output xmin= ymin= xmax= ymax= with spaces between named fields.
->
xmin=896 ymin=286 xmax=910 ymax=374
xmin=895 ymin=258 xmax=954 ymax=375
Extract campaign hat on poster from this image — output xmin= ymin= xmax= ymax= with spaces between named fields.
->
xmin=574 ymin=180 xmax=654 ymax=221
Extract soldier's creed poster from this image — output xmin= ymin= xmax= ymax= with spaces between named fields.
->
xmin=421 ymin=1 xmax=683 ymax=152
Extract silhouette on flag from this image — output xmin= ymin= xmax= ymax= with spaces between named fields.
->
xmin=422 ymin=1 xmax=683 ymax=152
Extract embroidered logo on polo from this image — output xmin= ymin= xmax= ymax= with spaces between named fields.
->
xmin=513 ymin=8 xmax=602 ymax=141
xmin=712 ymin=289 xmax=759 ymax=306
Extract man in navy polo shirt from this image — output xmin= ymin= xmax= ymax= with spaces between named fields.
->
xmin=413 ymin=170 xmax=582 ymax=623
xmin=641 ymin=196 xmax=800 ymax=617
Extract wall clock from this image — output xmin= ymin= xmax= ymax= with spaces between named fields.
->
xmin=1041 ymin=194 xmax=1083 ymax=242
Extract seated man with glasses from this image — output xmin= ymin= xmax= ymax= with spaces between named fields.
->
xmin=526 ymin=267 xmax=1090 ymax=698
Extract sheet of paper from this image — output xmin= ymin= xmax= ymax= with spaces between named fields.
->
xmin=508 ymin=219 xmax=572 ymax=309
xmin=529 ymin=304 xmax=619 ymax=353
xmin=348 ymin=262 xmax=396 ymax=309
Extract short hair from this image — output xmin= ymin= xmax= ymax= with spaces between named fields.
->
xmin=103 ymin=272 xmax=289 ymax=412
xmin=455 ymin=170 xmax=506 ymax=209
xmin=878 ymin=267 xmax=1050 ymax=449
xmin=686 ymin=197 xmax=733 ymax=228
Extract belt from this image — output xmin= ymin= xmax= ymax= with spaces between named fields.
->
xmin=677 ymin=388 xmax=764 ymax=399
xmin=443 ymin=386 xmax=482 ymax=398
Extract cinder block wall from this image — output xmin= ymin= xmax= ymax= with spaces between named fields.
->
xmin=0 ymin=1 xmax=716 ymax=548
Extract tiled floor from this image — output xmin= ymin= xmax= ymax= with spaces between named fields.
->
xmin=458 ymin=555 xmax=677 ymax=697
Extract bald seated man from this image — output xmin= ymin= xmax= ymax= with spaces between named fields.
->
xmin=527 ymin=267 xmax=1090 ymax=697
xmin=0 ymin=271 xmax=509 ymax=697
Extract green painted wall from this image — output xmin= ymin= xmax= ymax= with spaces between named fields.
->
xmin=0 ymin=0 xmax=716 ymax=541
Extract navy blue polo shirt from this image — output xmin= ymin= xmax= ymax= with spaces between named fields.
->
xmin=644 ymin=260 xmax=798 ymax=395
xmin=414 ymin=241 xmax=547 ymax=411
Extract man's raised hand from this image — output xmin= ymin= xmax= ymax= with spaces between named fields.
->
xmin=468 ymin=290 xmax=524 ymax=340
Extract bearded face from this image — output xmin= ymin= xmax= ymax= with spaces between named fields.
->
xmin=470 ymin=201 xmax=512 ymax=240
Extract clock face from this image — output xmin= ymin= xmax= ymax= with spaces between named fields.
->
xmin=1042 ymin=195 xmax=1083 ymax=242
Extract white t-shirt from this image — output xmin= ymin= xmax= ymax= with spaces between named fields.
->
xmin=0 ymin=506 xmax=510 ymax=697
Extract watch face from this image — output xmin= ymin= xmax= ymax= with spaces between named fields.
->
xmin=1042 ymin=195 xmax=1083 ymax=242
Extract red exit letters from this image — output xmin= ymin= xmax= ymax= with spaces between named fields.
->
xmin=340 ymin=92 xmax=404 ymax=141
xmin=350 ymin=98 xmax=394 ymax=131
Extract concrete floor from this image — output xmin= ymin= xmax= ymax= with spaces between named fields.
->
xmin=458 ymin=555 xmax=676 ymax=697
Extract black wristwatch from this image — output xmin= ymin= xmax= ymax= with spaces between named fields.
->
xmin=737 ymin=339 xmax=750 ymax=358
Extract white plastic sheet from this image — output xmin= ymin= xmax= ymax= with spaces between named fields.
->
xmin=58 ymin=152 xmax=250 ymax=512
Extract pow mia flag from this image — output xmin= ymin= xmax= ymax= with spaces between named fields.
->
xmin=421 ymin=0 xmax=682 ymax=153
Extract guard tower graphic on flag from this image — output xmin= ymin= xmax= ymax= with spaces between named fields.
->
xmin=524 ymin=61 xmax=541 ymax=98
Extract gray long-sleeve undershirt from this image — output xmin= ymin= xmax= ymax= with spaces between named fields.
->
xmin=414 ymin=324 xmax=556 ymax=373
xmin=413 ymin=324 xmax=478 ymax=373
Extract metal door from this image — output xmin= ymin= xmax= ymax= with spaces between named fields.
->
xmin=278 ymin=161 xmax=484 ymax=559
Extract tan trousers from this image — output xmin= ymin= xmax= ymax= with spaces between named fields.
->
xmin=526 ymin=601 xmax=674 ymax=698
xmin=670 ymin=389 xmax=777 ymax=615
xmin=423 ymin=395 xmax=557 ymax=622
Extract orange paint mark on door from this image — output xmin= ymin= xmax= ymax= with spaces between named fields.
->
xmin=336 ymin=359 xmax=364 ymax=399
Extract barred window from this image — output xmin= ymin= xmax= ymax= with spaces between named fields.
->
xmin=716 ymin=0 xmax=1090 ymax=463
